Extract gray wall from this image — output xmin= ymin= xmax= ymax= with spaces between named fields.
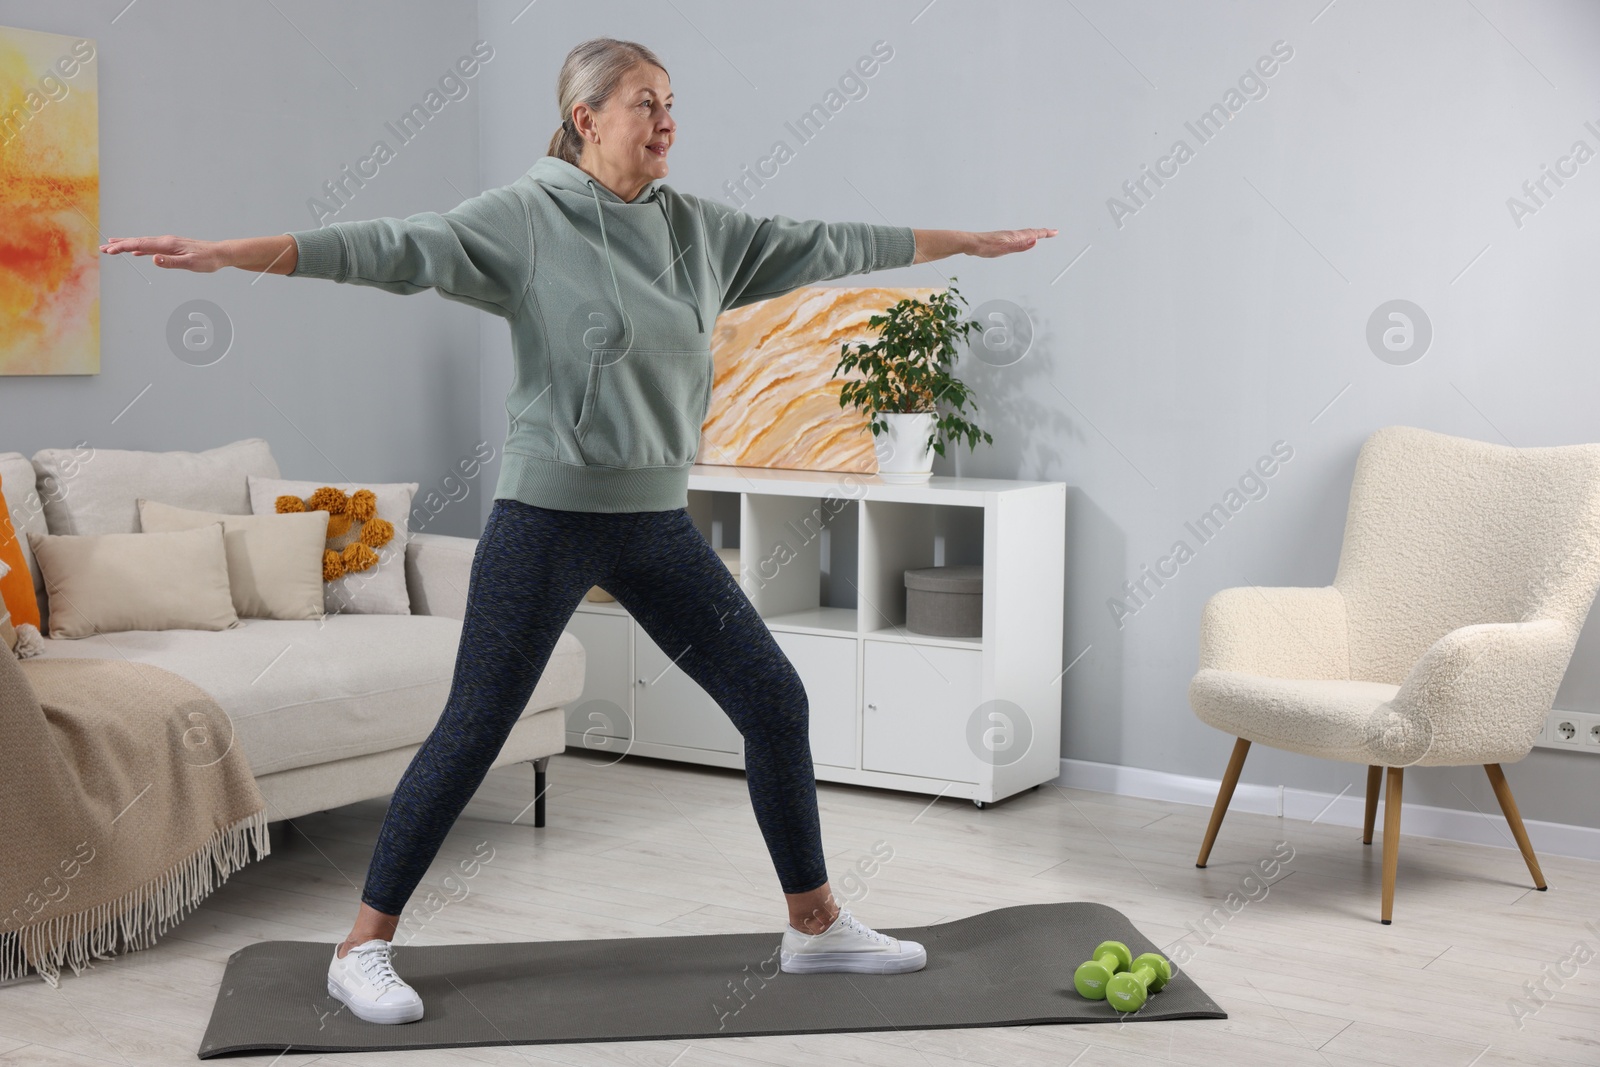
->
xmin=0 ymin=0 xmax=490 ymax=538
xmin=5 ymin=1 xmax=1597 ymax=828
xmin=478 ymin=0 xmax=1600 ymax=828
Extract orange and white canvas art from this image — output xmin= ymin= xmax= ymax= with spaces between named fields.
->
xmin=0 ymin=26 xmax=98 ymax=375
xmin=699 ymin=286 xmax=939 ymax=474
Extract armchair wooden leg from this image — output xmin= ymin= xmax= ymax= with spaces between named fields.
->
xmin=1381 ymin=766 xmax=1403 ymax=924
xmin=1485 ymin=763 xmax=1547 ymax=891
xmin=1196 ymin=738 xmax=1250 ymax=868
xmin=1363 ymin=765 xmax=1381 ymax=845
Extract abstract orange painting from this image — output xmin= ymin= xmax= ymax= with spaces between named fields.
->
xmin=698 ymin=286 xmax=939 ymax=474
xmin=0 ymin=27 xmax=98 ymax=375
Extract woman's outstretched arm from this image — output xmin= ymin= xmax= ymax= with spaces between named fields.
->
xmin=910 ymin=228 xmax=1057 ymax=264
xmin=101 ymin=185 xmax=535 ymax=318
xmin=99 ymin=234 xmax=299 ymax=274
xmin=694 ymin=191 xmax=1059 ymax=313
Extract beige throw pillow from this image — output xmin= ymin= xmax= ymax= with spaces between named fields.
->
xmin=137 ymin=498 xmax=330 ymax=620
xmin=27 ymin=523 xmax=240 ymax=639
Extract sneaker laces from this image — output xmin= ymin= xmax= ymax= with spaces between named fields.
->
xmin=353 ymin=942 xmax=403 ymax=993
xmin=834 ymin=909 xmax=892 ymax=946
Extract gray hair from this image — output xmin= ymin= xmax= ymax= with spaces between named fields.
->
xmin=547 ymin=38 xmax=669 ymax=165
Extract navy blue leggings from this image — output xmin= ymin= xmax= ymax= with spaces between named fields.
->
xmin=360 ymin=497 xmax=828 ymax=915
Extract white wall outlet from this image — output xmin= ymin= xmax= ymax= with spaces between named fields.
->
xmin=1537 ymin=709 xmax=1600 ymax=754
xmin=1553 ymin=714 xmax=1581 ymax=746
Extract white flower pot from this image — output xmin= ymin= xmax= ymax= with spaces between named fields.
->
xmin=874 ymin=411 xmax=937 ymax=483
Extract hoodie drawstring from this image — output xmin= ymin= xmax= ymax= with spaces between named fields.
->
xmin=585 ymin=177 xmax=704 ymax=337
xmin=587 ymin=179 xmax=631 ymax=347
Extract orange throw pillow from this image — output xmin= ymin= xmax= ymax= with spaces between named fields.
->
xmin=0 ymin=471 xmax=41 ymax=630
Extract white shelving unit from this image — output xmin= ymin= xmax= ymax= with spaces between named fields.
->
xmin=563 ymin=464 xmax=1066 ymax=806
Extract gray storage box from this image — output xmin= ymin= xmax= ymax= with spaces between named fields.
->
xmin=904 ymin=564 xmax=983 ymax=638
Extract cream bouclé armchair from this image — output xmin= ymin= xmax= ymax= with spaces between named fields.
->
xmin=1188 ymin=425 xmax=1600 ymax=923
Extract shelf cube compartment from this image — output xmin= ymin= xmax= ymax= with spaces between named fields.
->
xmin=860 ymin=500 xmax=985 ymax=641
xmin=741 ymin=492 xmax=859 ymax=635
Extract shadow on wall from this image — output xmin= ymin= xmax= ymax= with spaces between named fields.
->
xmin=948 ymin=294 xmax=1086 ymax=483
xmin=1062 ymin=487 xmax=1125 ymax=767
xmin=1555 ymin=588 xmax=1600 ymax=705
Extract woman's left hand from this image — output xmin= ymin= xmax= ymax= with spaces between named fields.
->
xmin=967 ymin=228 xmax=1058 ymax=258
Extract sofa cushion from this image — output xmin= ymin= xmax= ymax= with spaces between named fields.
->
xmin=28 ymin=523 xmax=242 ymax=639
xmin=0 ymin=471 xmax=40 ymax=629
xmin=32 ymin=437 xmax=279 ymax=536
xmin=249 ymin=476 xmax=417 ymax=616
xmin=27 ymin=615 xmax=584 ymax=776
xmin=137 ymin=498 xmax=329 ymax=620
xmin=0 ymin=451 xmax=48 ymax=625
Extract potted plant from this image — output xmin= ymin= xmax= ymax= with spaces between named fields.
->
xmin=832 ymin=280 xmax=994 ymax=483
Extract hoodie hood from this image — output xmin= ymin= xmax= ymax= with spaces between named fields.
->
xmin=527 ymin=155 xmax=659 ymax=202
xmin=526 ymin=156 xmax=704 ymax=335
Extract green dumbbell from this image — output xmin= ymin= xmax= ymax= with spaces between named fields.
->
xmin=1106 ymin=951 xmax=1173 ymax=1012
xmin=1073 ymin=940 xmax=1132 ymax=1000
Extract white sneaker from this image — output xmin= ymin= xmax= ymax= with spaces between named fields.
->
xmin=326 ymin=938 xmax=424 ymax=1024
xmin=779 ymin=907 xmax=927 ymax=974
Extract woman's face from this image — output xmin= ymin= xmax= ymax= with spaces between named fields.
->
xmin=579 ymin=63 xmax=675 ymax=188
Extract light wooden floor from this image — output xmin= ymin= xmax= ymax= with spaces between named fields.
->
xmin=3 ymin=750 xmax=1598 ymax=1066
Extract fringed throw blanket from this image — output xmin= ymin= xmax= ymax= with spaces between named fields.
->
xmin=0 ymin=650 xmax=269 ymax=986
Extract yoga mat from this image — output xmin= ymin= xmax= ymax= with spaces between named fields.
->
xmin=197 ymin=901 xmax=1225 ymax=1057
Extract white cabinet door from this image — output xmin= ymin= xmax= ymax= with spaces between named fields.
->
xmin=563 ymin=612 xmax=633 ymax=744
xmin=634 ymin=623 xmax=744 ymax=755
xmin=772 ymin=631 xmax=857 ymax=769
xmin=862 ymin=641 xmax=982 ymax=783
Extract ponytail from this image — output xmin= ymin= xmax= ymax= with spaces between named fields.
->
xmin=547 ymin=115 xmax=584 ymax=165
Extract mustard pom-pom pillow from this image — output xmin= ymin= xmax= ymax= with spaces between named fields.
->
xmin=248 ymin=476 xmax=418 ymax=615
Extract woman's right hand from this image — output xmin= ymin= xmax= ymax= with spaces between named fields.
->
xmin=100 ymin=235 xmax=229 ymax=272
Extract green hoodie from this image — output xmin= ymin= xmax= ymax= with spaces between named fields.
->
xmin=287 ymin=156 xmax=917 ymax=512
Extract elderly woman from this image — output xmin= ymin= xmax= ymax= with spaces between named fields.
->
xmin=102 ymin=36 xmax=1054 ymax=1025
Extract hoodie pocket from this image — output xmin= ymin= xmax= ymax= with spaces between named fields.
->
xmin=574 ymin=357 xmax=603 ymax=440
xmin=574 ymin=348 xmax=712 ymax=468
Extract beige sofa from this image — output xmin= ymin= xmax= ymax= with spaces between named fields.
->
xmin=0 ymin=441 xmax=580 ymax=831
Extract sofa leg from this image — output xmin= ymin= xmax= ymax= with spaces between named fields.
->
xmin=1362 ymin=765 xmax=1382 ymax=845
xmin=1485 ymin=763 xmax=1546 ymax=891
xmin=1381 ymin=766 xmax=1403 ymax=924
xmin=532 ymin=757 xmax=549 ymax=829
xmin=1196 ymin=737 xmax=1250 ymax=868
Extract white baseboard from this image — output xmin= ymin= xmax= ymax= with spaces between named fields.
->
xmin=1054 ymin=757 xmax=1600 ymax=863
